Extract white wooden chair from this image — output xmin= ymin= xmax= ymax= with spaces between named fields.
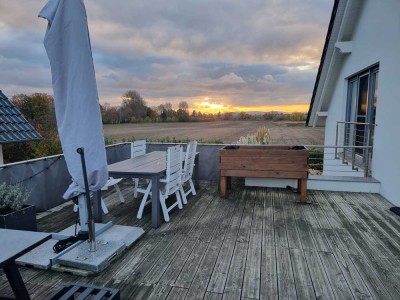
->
xmin=131 ymin=140 xmax=147 ymax=198
xmin=94 ymin=140 xmax=146 ymax=213
xmin=137 ymin=145 xmax=184 ymax=222
xmin=180 ymin=140 xmax=198 ymax=204
xmin=73 ymin=140 xmax=147 ymax=214
xmin=73 ymin=177 xmax=124 ymax=214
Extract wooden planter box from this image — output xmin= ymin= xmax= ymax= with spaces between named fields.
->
xmin=219 ymin=145 xmax=309 ymax=201
xmin=0 ymin=204 xmax=37 ymax=231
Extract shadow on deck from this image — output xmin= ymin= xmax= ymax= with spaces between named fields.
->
xmin=1 ymin=182 xmax=400 ymax=299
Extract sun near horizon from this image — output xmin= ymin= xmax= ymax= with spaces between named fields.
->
xmin=191 ymin=100 xmax=309 ymax=114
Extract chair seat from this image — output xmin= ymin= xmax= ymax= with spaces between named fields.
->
xmin=74 ymin=177 xmax=125 ymax=215
xmin=101 ymin=178 xmax=123 ymax=190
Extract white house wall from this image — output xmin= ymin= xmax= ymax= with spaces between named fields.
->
xmin=324 ymin=0 xmax=400 ymax=206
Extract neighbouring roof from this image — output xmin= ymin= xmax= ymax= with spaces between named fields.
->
xmin=0 ymin=90 xmax=41 ymax=143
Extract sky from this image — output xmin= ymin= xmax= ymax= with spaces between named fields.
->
xmin=0 ymin=0 xmax=333 ymax=113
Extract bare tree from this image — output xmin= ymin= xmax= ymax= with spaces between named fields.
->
xmin=177 ymin=101 xmax=189 ymax=122
xmin=178 ymin=101 xmax=189 ymax=112
xmin=121 ymin=90 xmax=147 ymax=122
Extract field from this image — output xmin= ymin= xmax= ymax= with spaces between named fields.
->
xmin=103 ymin=121 xmax=324 ymax=145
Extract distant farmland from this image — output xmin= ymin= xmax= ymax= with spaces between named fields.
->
xmin=103 ymin=120 xmax=324 ymax=145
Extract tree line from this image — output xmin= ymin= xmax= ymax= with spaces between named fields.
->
xmin=3 ymin=91 xmax=306 ymax=163
xmin=101 ymin=90 xmax=306 ymax=124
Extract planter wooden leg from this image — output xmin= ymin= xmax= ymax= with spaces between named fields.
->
xmin=298 ymin=179 xmax=307 ymax=202
xmin=220 ymin=176 xmax=227 ymax=198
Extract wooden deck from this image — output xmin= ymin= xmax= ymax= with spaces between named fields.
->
xmin=1 ymin=182 xmax=400 ymax=299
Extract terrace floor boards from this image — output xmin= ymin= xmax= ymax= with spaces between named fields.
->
xmin=1 ymin=181 xmax=400 ymax=299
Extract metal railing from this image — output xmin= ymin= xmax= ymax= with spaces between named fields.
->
xmin=305 ymin=144 xmax=372 ymax=177
xmin=334 ymin=121 xmax=375 ymax=175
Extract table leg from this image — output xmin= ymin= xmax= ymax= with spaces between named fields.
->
xmin=194 ymin=154 xmax=200 ymax=189
xmin=92 ymin=190 xmax=103 ymax=223
xmin=220 ymin=176 xmax=227 ymax=198
xmin=151 ymin=174 xmax=161 ymax=229
xmin=3 ymin=262 xmax=31 ymax=300
xmin=298 ymin=179 xmax=307 ymax=202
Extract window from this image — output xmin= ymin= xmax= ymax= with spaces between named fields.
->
xmin=345 ymin=65 xmax=379 ymax=155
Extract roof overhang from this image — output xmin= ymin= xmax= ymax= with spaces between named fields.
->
xmin=306 ymin=0 xmax=363 ymax=127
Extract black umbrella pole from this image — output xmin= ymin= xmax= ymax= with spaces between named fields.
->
xmin=77 ymin=147 xmax=96 ymax=252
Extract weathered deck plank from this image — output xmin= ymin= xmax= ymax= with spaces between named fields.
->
xmin=260 ymin=189 xmax=278 ymax=300
xmin=2 ymin=184 xmax=400 ymax=300
xmin=303 ymin=249 xmax=335 ymax=299
xmin=207 ymin=191 xmax=247 ymax=293
xmin=290 ymin=248 xmax=315 ymax=300
xmin=166 ymin=287 xmax=188 ymax=300
xmin=185 ymin=191 xmax=238 ymax=300
xmin=305 ymin=195 xmax=372 ymax=300
xmin=222 ymin=241 xmax=248 ymax=300
xmin=242 ymin=190 xmax=263 ymax=299
xmin=174 ymin=193 xmax=226 ymax=289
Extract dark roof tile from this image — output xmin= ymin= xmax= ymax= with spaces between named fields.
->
xmin=0 ymin=90 xmax=41 ymax=143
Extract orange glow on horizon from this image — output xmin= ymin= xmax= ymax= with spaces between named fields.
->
xmin=101 ymin=97 xmax=309 ymax=115
xmin=192 ymin=101 xmax=309 ymax=114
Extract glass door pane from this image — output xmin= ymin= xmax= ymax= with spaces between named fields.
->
xmin=355 ymin=74 xmax=369 ymax=154
xmin=345 ymin=79 xmax=357 ymax=146
xmin=370 ymin=70 xmax=378 ymax=124
xmin=366 ymin=70 xmax=378 ymax=153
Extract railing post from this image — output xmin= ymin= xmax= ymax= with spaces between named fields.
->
xmin=335 ymin=122 xmax=339 ymax=159
xmin=351 ymin=123 xmax=356 ymax=170
xmin=364 ymin=147 xmax=370 ymax=177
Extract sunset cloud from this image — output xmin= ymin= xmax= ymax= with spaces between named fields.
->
xmin=0 ymin=0 xmax=332 ymax=112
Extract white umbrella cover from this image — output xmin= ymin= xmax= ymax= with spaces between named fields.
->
xmin=39 ymin=0 xmax=108 ymax=200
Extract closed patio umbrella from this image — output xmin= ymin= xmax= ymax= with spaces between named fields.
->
xmin=39 ymin=0 xmax=108 ymax=250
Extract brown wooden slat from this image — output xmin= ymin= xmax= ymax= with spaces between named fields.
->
xmin=220 ymin=161 xmax=308 ymax=172
xmin=220 ymin=156 xmax=308 ymax=165
xmin=220 ymin=150 xmax=307 ymax=157
xmin=221 ymin=169 xmax=308 ymax=179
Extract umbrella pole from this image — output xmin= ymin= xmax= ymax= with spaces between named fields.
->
xmin=77 ymin=147 xmax=96 ymax=252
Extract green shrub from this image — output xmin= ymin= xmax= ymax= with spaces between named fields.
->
xmin=0 ymin=183 xmax=31 ymax=213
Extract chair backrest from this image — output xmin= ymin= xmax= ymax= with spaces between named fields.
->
xmin=182 ymin=140 xmax=197 ymax=183
xmin=164 ymin=145 xmax=182 ymax=196
xmin=131 ymin=140 xmax=146 ymax=158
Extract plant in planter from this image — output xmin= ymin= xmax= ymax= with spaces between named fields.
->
xmin=0 ymin=183 xmax=37 ymax=231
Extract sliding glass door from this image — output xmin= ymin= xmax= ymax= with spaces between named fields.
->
xmin=345 ymin=66 xmax=378 ymax=158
